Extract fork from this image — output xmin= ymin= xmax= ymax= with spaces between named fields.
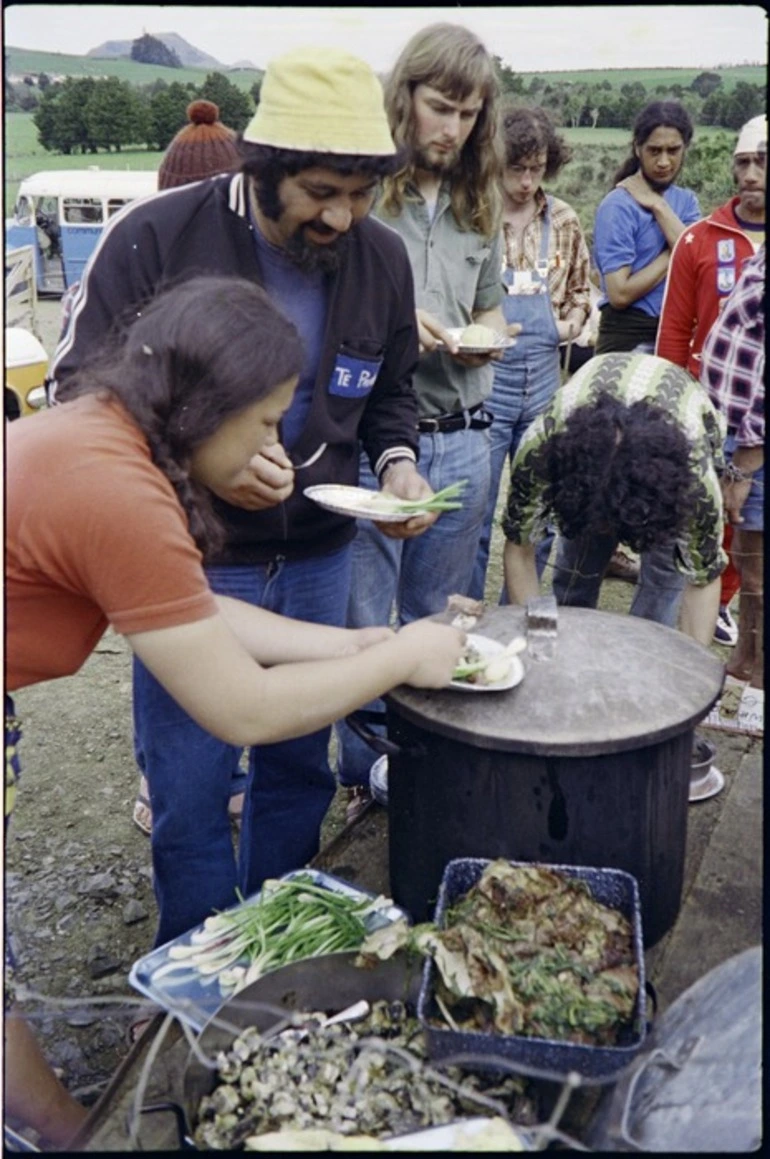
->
xmin=292 ymin=443 xmax=328 ymax=470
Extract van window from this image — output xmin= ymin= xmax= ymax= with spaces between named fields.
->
xmin=37 ymin=195 xmax=58 ymax=222
xmin=15 ymin=195 xmax=34 ymax=225
xmin=63 ymin=198 xmax=103 ymax=224
xmin=107 ymin=198 xmax=131 ymax=218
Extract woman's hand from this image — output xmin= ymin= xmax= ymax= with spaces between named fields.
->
xmin=616 ymin=172 xmax=663 ymax=211
xmin=210 ymin=443 xmax=295 ymax=510
xmin=396 ymin=619 xmax=466 ymax=688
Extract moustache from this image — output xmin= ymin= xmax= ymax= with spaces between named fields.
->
xmin=306 ymin=221 xmax=338 ymax=238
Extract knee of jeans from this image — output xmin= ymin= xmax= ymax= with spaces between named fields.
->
xmin=151 ymin=799 xmax=232 ymax=846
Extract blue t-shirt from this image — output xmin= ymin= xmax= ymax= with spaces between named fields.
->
xmin=251 ymin=224 xmax=329 ymax=451
xmin=593 ymin=184 xmax=701 ymax=317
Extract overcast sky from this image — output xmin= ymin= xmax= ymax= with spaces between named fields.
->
xmin=4 ymin=4 xmax=767 ymax=72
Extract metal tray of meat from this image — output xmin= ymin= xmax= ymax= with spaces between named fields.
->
xmin=129 ymin=869 xmax=408 ymax=1031
xmin=417 ymin=857 xmax=647 ymax=1080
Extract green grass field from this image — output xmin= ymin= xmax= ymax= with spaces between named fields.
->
xmin=561 ymin=125 xmax=728 ymax=146
xmin=3 ymin=111 xmax=737 ymax=222
xmin=7 ymin=45 xmax=763 ymax=93
xmin=5 ymin=46 xmax=263 ymax=89
xmin=4 ymin=113 xmax=164 ymax=209
xmin=519 ymin=65 xmax=767 ymax=90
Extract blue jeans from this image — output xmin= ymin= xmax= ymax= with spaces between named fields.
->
xmin=133 ymin=547 xmax=351 ymax=945
xmin=551 ymin=532 xmax=687 ymax=627
xmin=470 ymin=351 xmax=560 ymax=601
xmin=338 ymin=428 xmax=491 ymax=787
xmin=724 ymin=434 xmax=764 ymax=532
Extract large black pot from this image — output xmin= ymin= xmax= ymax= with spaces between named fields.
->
xmin=356 ymin=606 xmax=724 ymax=947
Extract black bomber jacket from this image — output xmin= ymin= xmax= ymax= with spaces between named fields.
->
xmin=50 ymin=173 xmax=420 ymax=564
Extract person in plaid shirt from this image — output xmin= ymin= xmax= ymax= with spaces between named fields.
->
xmin=700 ymin=244 xmax=764 ymax=723
xmin=470 ymin=105 xmax=592 ymax=600
xmin=657 ymin=114 xmax=766 ymax=649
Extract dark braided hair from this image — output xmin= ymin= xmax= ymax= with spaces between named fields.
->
xmin=61 ymin=275 xmax=304 ymax=558
xmin=536 ymin=392 xmax=697 ymax=553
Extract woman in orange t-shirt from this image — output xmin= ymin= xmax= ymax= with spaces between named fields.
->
xmin=5 ymin=274 xmax=464 ymax=1148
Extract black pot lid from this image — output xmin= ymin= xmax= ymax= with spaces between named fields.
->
xmin=386 ymin=606 xmax=725 ymax=756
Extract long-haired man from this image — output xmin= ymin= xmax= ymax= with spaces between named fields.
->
xmin=339 ymin=23 xmax=517 ymax=808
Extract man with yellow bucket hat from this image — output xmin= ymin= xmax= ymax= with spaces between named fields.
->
xmin=50 ymin=48 xmax=433 ymax=946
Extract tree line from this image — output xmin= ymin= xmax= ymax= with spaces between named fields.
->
xmin=5 ymin=53 xmax=764 ymax=157
xmin=493 ymin=60 xmax=765 ymax=132
xmin=25 ymin=72 xmax=258 ymax=155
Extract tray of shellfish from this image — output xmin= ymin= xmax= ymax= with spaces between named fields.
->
xmin=177 ymin=952 xmax=537 ymax=1150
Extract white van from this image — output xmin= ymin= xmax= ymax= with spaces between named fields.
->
xmin=5 ymin=169 xmax=158 ymax=295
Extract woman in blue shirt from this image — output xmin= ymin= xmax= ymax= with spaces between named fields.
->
xmin=593 ymin=101 xmax=701 ymax=354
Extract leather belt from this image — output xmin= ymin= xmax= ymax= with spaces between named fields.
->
xmin=417 ymin=404 xmax=494 ymax=434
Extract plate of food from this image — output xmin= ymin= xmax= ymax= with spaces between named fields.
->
xmin=436 ymin=324 xmax=517 ymax=354
xmin=304 ymin=481 xmax=468 ymax=522
xmin=450 ymin=633 xmax=526 ymax=692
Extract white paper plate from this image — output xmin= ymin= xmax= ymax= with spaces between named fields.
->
xmin=304 ymin=484 xmax=430 ymax=522
xmin=383 ymin=1116 xmax=533 ymax=1150
xmin=450 ymin=633 xmax=525 ymax=692
xmin=435 ymin=326 xmax=517 ymax=354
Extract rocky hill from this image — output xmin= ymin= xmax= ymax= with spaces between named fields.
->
xmin=87 ymin=31 xmax=228 ymax=70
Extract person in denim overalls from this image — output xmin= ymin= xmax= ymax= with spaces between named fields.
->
xmin=471 ymin=107 xmax=590 ymax=601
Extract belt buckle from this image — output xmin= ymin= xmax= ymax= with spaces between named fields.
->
xmin=419 ymin=417 xmax=441 ymax=433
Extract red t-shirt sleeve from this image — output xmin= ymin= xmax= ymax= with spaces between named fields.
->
xmin=17 ymin=447 xmax=217 ymax=636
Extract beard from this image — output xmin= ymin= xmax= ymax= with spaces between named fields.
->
xmin=281 ymin=226 xmax=351 ymax=275
xmin=250 ymin=176 xmax=351 ymax=275
xmin=412 ymin=143 xmax=461 ymax=175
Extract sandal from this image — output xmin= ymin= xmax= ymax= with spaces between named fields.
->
xmin=345 ymin=785 xmax=373 ymax=826
xmin=132 ymin=792 xmax=152 ymax=837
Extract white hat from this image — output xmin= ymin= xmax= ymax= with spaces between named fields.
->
xmin=734 ymin=115 xmax=766 ymax=156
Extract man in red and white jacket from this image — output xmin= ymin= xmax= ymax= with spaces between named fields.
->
xmin=656 ymin=114 xmax=765 ymax=647
xmin=656 ymin=114 xmax=765 ymax=378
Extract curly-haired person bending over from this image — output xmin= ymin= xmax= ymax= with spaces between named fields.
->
xmin=503 ymin=351 xmax=726 ymax=645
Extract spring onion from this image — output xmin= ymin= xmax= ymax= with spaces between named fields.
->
xmin=150 ymin=875 xmax=391 ymax=995
xmin=368 ymin=478 xmax=470 ymax=515
xmin=453 ymin=636 xmax=527 ymax=683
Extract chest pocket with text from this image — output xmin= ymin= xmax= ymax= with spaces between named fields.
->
xmin=327 ymin=344 xmax=384 ymax=399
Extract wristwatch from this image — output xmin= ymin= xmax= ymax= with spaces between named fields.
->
xmin=722 ymin=461 xmax=755 ymax=483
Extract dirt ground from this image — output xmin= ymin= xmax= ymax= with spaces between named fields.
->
xmin=6 ymin=300 xmax=734 ymax=1138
